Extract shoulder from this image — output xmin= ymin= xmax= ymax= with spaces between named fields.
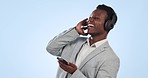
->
xmin=100 ymin=41 xmax=120 ymax=61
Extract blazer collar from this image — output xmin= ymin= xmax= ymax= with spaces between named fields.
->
xmin=69 ymin=38 xmax=87 ymax=63
xmin=78 ymin=41 xmax=110 ymax=69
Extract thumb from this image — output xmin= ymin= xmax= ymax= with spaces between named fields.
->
xmin=68 ymin=62 xmax=77 ymax=67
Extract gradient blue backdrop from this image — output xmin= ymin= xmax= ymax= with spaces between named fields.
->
xmin=0 ymin=0 xmax=148 ymax=78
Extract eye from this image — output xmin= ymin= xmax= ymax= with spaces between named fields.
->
xmin=89 ymin=16 xmax=100 ymax=21
xmin=91 ymin=16 xmax=99 ymax=20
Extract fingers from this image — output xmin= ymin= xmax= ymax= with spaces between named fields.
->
xmin=58 ymin=61 xmax=68 ymax=70
xmin=58 ymin=61 xmax=77 ymax=74
xmin=68 ymin=62 xmax=77 ymax=68
xmin=75 ymin=18 xmax=88 ymax=35
xmin=82 ymin=18 xmax=88 ymax=26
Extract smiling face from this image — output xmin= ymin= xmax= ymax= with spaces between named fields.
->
xmin=87 ymin=9 xmax=108 ymax=37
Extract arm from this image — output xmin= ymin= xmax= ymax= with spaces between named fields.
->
xmin=46 ymin=18 xmax=88 ymax=56
xmin=46 ymin=27 xmax=79 ymax=56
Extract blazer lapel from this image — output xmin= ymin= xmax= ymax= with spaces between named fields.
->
xmin=70 ymin=38 xmax=87 ymax=63
xmin=79 ymin=41 xmax=109 ymax=69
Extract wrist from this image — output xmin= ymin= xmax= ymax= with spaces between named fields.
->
xmin=74 ymin=27 xmax=81 ymax=35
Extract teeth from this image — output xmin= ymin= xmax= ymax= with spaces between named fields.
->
xmin=88 ymin=24 xmax=94 ymax=27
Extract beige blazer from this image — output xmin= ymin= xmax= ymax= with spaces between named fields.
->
xmin=46 ymin=27 xmax=120 ymax=78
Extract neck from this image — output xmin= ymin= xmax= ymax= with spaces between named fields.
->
xmin=89 ymin=33 xmax=107 ymax=46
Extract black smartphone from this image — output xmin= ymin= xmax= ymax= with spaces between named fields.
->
xmin=57 ymin=57 xmax=68 ymax=65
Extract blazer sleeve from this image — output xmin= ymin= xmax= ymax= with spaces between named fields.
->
xmin=70 ymin=69 xmax=87 ymax=78
xmin=46 ymin=27 xmax=79 ymax=56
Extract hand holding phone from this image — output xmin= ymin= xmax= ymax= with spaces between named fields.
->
xmin=57 ymin=57 xmax=77 ymax=74
xmin=57 ymin=57 xmax=68 ymax=65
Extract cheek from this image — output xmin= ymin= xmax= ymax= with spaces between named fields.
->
xmin=98 ymin=21 xmax=105 ymax=30
xmin=95 ymin=23 xmax=104 ymax=31
xmin=95 ymin=20 xmax=104 ymax=27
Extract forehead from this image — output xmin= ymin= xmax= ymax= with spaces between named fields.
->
xmin=91 ymin=9 xmax=107 ymax=18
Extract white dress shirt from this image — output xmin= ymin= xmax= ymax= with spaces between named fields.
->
xmin=75 ymin=38 xmax=107 ymax=67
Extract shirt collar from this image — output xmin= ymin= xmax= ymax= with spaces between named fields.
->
xmin=86 ymin=38 xmax=108 ymax=48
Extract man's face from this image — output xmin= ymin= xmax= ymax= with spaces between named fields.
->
xmin=87 ymin=9 xmax=107 ymax=36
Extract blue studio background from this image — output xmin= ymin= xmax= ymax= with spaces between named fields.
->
xmin=0 ymin=0 xmax=148 ymax=78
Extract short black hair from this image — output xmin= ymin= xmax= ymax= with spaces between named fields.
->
xmin=96 ymin=4 xmax=117 ymax=24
